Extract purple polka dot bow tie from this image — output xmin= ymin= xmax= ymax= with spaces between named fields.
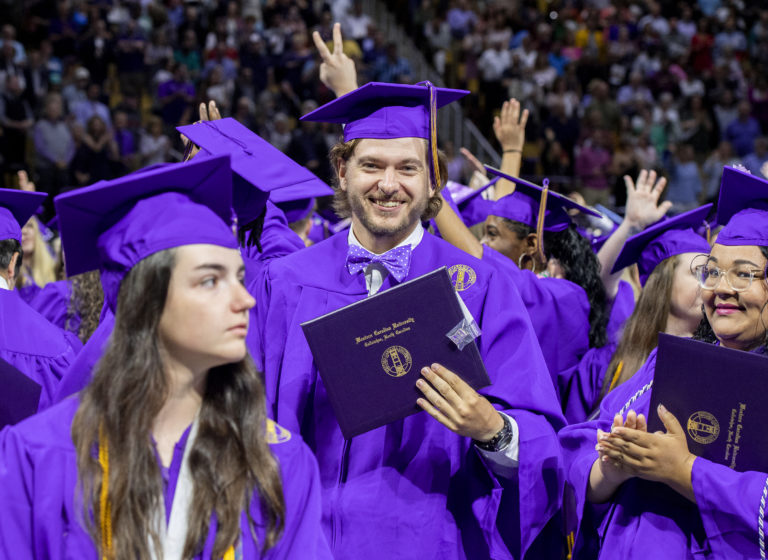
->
xmin=345 ymin=244 xmax=412 ymax=282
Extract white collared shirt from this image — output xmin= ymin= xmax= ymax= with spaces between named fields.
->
xmin=0 ymin=276 xmax=9 ymax=290
xmin=346 ymin=222 xmax=519 ymax=471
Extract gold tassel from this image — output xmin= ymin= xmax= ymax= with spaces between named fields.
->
xmin=535 ymin=179 xmax=549 ymax=263
xmin=98 ymin=425 xmax=113 ymax=559
xmin=428 ymin=82 xmax=441 ymax=191
xmin=608 ymin=360 xmax=624 ymax=393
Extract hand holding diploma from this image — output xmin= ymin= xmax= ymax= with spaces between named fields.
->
xmin=416 ymin=363 xmax=504 ymax=442
xmin=598 ymin=405 xmax=697 ymax=503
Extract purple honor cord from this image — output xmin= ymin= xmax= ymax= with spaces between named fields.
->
xmin=345 ymin=244 xmax=413 ymax=282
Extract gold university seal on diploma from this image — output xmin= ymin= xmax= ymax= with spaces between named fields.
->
xmin=687 ymin=411 xmax=720 ymax=444
xmin=449 ymin=264 xmax=476 ymax=292
xmin=381 ymin=346 xmax=412 ymax=377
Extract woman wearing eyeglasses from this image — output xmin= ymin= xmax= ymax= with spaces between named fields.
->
xmin=559 ymin=166 xmax=768 ymax=559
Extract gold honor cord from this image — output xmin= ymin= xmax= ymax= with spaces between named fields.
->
xmin=608 ymin=360 xmax=624 ymax=393
xmin=535 ymin=180 xmax=549 ymax=264
xmin=428 ymin=82 xmax=441 ymax=191
xmin=98 ymin=427 xmax=235 ymax=559
xmin=98 ymin=425 xmax=113 ymax=560
xmin=566 ymin=530 xmax=575 ymax=559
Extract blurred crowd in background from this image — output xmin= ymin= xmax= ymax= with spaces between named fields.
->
xmin=0 ymin=0 xmax=765 ymax=219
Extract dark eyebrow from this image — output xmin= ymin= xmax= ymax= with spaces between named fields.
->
xmin=733 ymin=259 xmax=763 ymax=267
xmin=356 ymin=156 xmax=424 ymax=167
xmin=194 ymin=263 xmax=247 ymax=275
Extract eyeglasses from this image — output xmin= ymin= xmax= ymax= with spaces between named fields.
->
xmin=694 ymin=264 xmax=766 ymax=292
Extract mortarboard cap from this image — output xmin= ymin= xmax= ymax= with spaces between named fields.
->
xmin=0 ymin=189 xmax=47 ymax=243
xmin=177 ymin=118 xmax=329 ymax=224
xmin=611 ymin=204 xmax=712 ymax=286
xmin=484 ymin=166 xmax=601 ymax=231
xmin=301 ymin=81 xmax=469 ymax=191
xmin=441 ymin=177 xmax=499 ymax=227
xmin=55 ymin=155 xmax=238 ymax=310
xmin=271 ymin=180 xmax=334 ymax=224
xmin=715 ymin=166 xmax=768 ymax=247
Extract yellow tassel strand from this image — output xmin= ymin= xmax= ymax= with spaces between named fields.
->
xmin=535 ymin=179 xmax=549 ymax=264
xmin=223 ymin=545 xmax=236 ymax=560
xmin=98 ymin=425 xmax=113 ymax=560
xmin=608 ymin=360 xmax=624 ymax=393
xmin=428 ymin=82 xmax=441 ymax=191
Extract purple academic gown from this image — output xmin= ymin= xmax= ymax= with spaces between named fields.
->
xmin=29 ymin=279 xmax=80 ymax=335
xmin=481 ymin=245 xmax=591 ymax=413
xmin=0 ymin=398 xmax=332 ymax=559
xmin=606 ymin=280 xmax=635 ymax=345
xmin=255 ymin=230 xmax=565 ymax=559
xmin=0 ymin=289 xmax=81 ymax=411
xmin=560 ymin=346 xmax=768 ymax=558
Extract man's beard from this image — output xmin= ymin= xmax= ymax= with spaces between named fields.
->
xmin=347 ymin=191 xmax=428 ymax=239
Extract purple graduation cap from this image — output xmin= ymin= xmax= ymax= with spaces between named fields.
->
xmin=0 ymin=189 xmax=47 ymax=242
xmin=716 ymin=165 xmax=768 ymax=247
xmin=54 ymin=154 xmax=238 ymax=310
xmin=301 ymin=81 xmax=469 ymax=190
xmin=611 ymin=204 xmax=713 ymax=286
xmin=270 ymin=181 xmax=334 ymax=224
xmin=484 ymin=165 xmax=600 ymax=260
xmin=443 ymin=177 xmax=499 ymax=227
xmin=177 ymin=118 xmax=330 ymax=225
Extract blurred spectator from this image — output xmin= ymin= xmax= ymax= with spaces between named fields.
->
xmin=174 ymin=29 xmax=203 ymax=78
xmin=371 ymin=42 xmax=412 ymax=83
xmin=713 ymin=89 xmax=738 ymax=134
xmin=287 ymin=100 xmax=332 ymax=184
xmin=478 ymin=39 xmax=510 ymax=112
xmin=610 ymin=136 xmax=639 ymax=207
xmin=342 ymin=0 xmax=372 ymax=42
xmin=0 ymin=25 xmax=26 ymax=64
xmin=113 ymin=110 xmax=137 ymax=174
xmin=584 ymin=80 xmax=621 ymax=132
xmin=79 ymin=20 xmax=114 ymax=87
xmin=138 ymin=115 xmax=170 ymax=167
xmin=71 ymin=115 xmax=118 ymax=186
xmin=33 ymin=93 xmax=74 ymax=212
xmin=157 ymin=63 xmax=195 ymax=129
xmin=616 ymin=71 xmax=653 ymax=107
xmin=447 ymin=0 xmax=477 ymax=40
xmin=0 ymin=75 xmax=34 ymax=171
xmin=724 ymin=100 xmax=761 ymax=156
xmin=62 ymin=66 xmax=90 ymax=109
xmin=714 ymin=16 xmax=747 ymax=61
xmin=71 ymin=82 xmax=112 ymax=131
xmin=743 ymin=137 xmax=768 ymax=176
xmin=633 ymin=133 xmax=658 ymax=170
xmin=0 ymin=41 xmax=24 ymax=93
xmin=205 ymin=65 xmax=235 ymax=116
xmin=269 ymin=112 xmax=293 ymax=152
xmin=16 ymin=217 xmax=57 ymax=304
xmin=23 ymin=50 xmax=50 ymax=110
xmin=679 ymin=94 xmax=717 ymax=160
xmin=701 ymin=140 xmax=739 ymax=201
xmin=575 ymin=129 xmax=613 ymax=206
xmin=665 ymin=143 xmax=703 ymax=213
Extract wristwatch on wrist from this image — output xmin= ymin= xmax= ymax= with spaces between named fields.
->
xmin=474 ymin=413 xmax=513 ymax=452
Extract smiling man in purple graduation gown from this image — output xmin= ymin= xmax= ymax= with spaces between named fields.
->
xmin=0 ymin=188 xmax=81 ymax=411
xmin=254 ymin=82 xmax=565 ymax=559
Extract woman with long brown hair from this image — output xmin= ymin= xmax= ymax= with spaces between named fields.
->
xmin=0 ymin=155 xmax=330 ymax=559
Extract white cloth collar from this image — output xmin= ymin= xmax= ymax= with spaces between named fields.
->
xmin=0 ymin=276 xmax=9 ymax=290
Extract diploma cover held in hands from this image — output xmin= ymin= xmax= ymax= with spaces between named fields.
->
xmin=648 ymin=334 xmax=768 ymax=472
xmin=301 ymin=267 xmax=490 ymax=439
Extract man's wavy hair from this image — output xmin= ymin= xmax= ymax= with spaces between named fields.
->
xmin=328 ymin=137 xmax=447 ymax=221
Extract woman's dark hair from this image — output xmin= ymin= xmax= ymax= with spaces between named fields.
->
xmin=694 ymin=246 xmax=768 ymax=348
xmin=72 ymin=249 xmax=285 ymax=559
xmin=328 ymin=137 xmax=447 ymax=221
xmin=501 ymin=219 xmax=609 ymax=348
xmin=238 ymin=207 xmax=267 ymax=251
xmin=67 ymin=270 xmax=105 ymax=343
